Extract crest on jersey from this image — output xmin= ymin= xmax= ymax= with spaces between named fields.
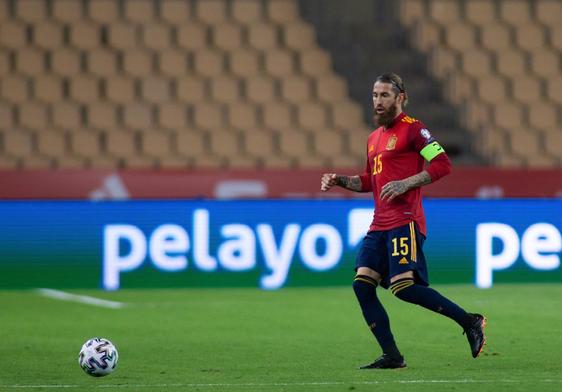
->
xmin=386 ymin=135 xmax=397 ymax=150
xmin=420 ymin=128 xmax=432 ymax=139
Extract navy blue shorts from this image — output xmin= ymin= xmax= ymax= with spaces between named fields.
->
xmin=355 ymin=222 xmax=429 ymax=289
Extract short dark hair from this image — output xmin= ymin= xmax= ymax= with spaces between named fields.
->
xmin=374 ymin=73 xmax=408 ymax=107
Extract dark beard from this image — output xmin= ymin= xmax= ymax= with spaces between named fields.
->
xmin=373 ymin=103 xmax=398 ymax=128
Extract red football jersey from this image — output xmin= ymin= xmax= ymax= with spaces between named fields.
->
xmin=359 ymin=112 xmax=446 ymax=236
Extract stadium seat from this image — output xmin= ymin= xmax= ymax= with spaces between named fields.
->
xmin=445 ymin=24 xmax=477 ymax=51
xmin=18 ymin=102 xmax=48 ymax=131
xmin=88 ymin=103 xmax=118 ymax=131
xmin=310 ymin=128 xmax=346 ymax=157
xmin=36 ymin=130 xmax=67 ymax=157
xmin=268 ymin=0 xmax=300 ymax=24
xmin=51 ymin=49 xmax=81 ymax=76
xmin=122 ymin=50 xmax=153 ymax=77
xmin=123 ymin=0 xmax=154 ymax=23
xmin=546 ymin=76 xmax=562 ymax=104
xmin=122 ymin=102 xmax=154 ymax=130
xmin=177 ymin=23 xmax=208 ymax=51
xmin=248 ymin=23 xmax=279 ymax=51
xmin=278 ymin=129 xmax=311 ymax=159
xmin=550 ymin=26 xmax=562 ymax=52
xmin=33 ymin=74 xmax=64 ymax=103
xmin=70 ymin=130 xmax=103 ymax=158
xmin=230 ymin=49 xmax=261 ymax=78
xmin=193 ymin=49 xmax=225 ymax=77
xmin=298 ymin=48 xmax=332 ymax=77
xmin=297 ymin=102 xmax=328 ymax=129
xmin=158 ymin=50 xmax=189 ymax=77
xmin=346 ymin=128 xmax=370 ymax=157
xmin=245 ymin=77 xmax=276 ymax=103
xmin=87 ymin=49 xmax=118 ymax=77
xmin=494 ymin=102 xmax=524 ymax=130
xmin=508 ymin=128 xmax=541 ymax=159
xmin=89 ymin=0 xmax=119 ymax=23
xmin=243 ymin=129 xmax=278 ymax=159
xmin=139 ymin=130 xmax=173 ymax=158
xmin=105 ymin=131 xmax=138 ymax=158
xmin=209 ymin=129 xmax=243 ymax=157
xmin=0 ymin=22 xmax=26 ymax=49
xmin=196 ymin=0 xmax=227 ymax=24
xmin=462 ymin=49 xmax=492 ymax=77
xmin=107 ymin=23 xmax=137 ymax=50
xmin=536 ymin=0 xmax=562 ymax=27
xmin=142 ymin=23 xmax=172 ymax=51
xmin=3 ymin=130 xmax=35 ymax=158
xmin=314 ymin=75 xmax=348 ymax=102
xmin=232 ymin=0 xmax=262 ymax=24
xmin=511 ymin=76 xmax=543 ymax=104
xmin=515 ymin=23 xmax=546 ymax=51
xmin=530 ymin=50 xmax=560 ymax=77
xmin=331 ymin=102 xmax=365 ymax=129
xmin=158 ymin=102 xmax=189 ymax=130
xmin=465 ymin=0 xmax=496 ymax=25
xmin=16 ymin=0 xmax=47 ymax=22
xmin=69 ymin=22 xmax=99 ymax=50
xmin=176 ymin=77 xmax=207 ymax=103
xmin=52 ymin=102 xmax=82 ymax=130
xmin=262 ymin=102 xmax=294 ymax=130
xmin=52 ymin=0 xmax=83 ymax=22
xmin=213 ymin=23 xmax=243 ymax=51
xmin=480 ymin=24 xmax=511 ymax=51
xmin=399 ymin=0 xmax=426 ymax=26
xmin=283 ymin=21 xmax=317 ymax=50
xmin=33 ymin=21 xmax=63 ymax=50
xmin=175 ymin=130 xmax=208 ymax=157
xmin=159 ymin=0 xmax=192 ymax=25
xmin=1 ymin=76 xmax=29 ymax=104
xmin=429 ymin=47 xmax=458 ymax=80
xmin=69 ymin=77 xmax=100 ymax=105
xmin=499 ymin=0 xmax=531 ymax=25
xmin=210 ymin=76 xmax=242 ymax=104
xmin=528 ymin=103 xmax=558 ymax=130
xmin=105 ymin=77 xmax=136 ymax=104
xmin=141 ymin=77 xmax=172 ymax=104
xmin=495 ymin=50 xmax=527 ymax=77
xmin=476 ymin=76 xmax=509 ymax=104
xmin=544 ymin=130 xmax=562 ymax=158
xmin=193 ymin=102 xmax=224 ymax=130
xmin=16 ymin=48 xmax=44 ymax=77
xmin=280 ymin=75 xmax=312 ymax=104
xmin=228 ymin=102 xmax=259 ymax=130
xmin=429 ymin=0 xmax=461 ymax=24
xmin=0 ymin=105 xmax=14 ymax=130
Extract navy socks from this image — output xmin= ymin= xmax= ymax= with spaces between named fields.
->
xmin=353 ymin=275 xmax=401 ymax=358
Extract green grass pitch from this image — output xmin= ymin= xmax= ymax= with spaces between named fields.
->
xmin=1 ymin=284 xmax=561 ymax=391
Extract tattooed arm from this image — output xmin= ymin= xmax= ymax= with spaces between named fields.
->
xmin=379 ymin=171 xmax=431 ymax=202
xmin=321 ymin=173 xmax=364 ymax=192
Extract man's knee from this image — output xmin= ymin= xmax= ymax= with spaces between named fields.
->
xmin=353 ymin=274 xmax=378 ymax=297
xmin=389 ymin=278 xmax=415 ymax=301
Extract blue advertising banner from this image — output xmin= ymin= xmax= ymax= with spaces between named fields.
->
xmin=0 ymin=200 xmax=560 ymax=290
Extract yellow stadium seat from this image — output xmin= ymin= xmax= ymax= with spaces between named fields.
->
xmin=262 ymin=102 xmax=294 ymax=130
xmin=480 ymin=24 xmax=511 ymax=51
xmin=281 ymin=75 xmax=312 ymax=104
xmin=283 ymin=21 xmax=317 ymax=50
xmin=16 ymin=48 xmax=44 ymax=77
xmin=52 ymin=0 xmax=83 ymax=22
xmin=247 ymin=23 xmax=279 ymax=50
xmin=51 ymin=48 xmax=80 ymax=76
xmin=297 ymin=102 xmax=328 ymax=129
xmin=298 ymin=48 xmax=332 ymax=77
xmin=230 ymin=49 xmax=260 ymax=78
xmin=445 ymin=24 xmax=477 ymax=51
xmin=139 ymin=131 xmax=173 ymax=157
xmin=462 ymin=49 xmax=492 ymax=77
xmin=546 ymin=76 xmax=562 ymax=104
xmin=515 ymin=23 xmax=546 ymax=51
xmin=493 ymin=102 xmax=524 ymax=130
xmin=69 ymin=77 xmax=100 ymax=104
xmin=196 ymin=0 xmax=227 ymax=24
xmin=209 ymin=129 xmax=243 ymax=156
xmin=160 ymin=0 xmax=192 ymax=24
xmin=123 ymin=0 xmax=154 ymax=23
xmin=141 ymin=77 xmax=172 ymax=103
xmin=544 ymin=130 xmax=562 ymax=158
xmin=87 ymin=49 xmax=118 ymax=77
xmin=511 ymin=76 xmax=542 ymax=104
xmin=476 ymin=76 xmax=509 ymax=104
xmin=105 ymin=77 xmax=136 ymax=104
xmin=158 ymin=50 xmax=188 ymax=77
xmin=193 ymin=102 xmax=224 ymax=130
xmin=331 ymin=102 xmax=365 ymax=129
xmin=105 ymin=131 xmax=138 ymax=158
xmin=243 ymin=129 xmax=277 ymax=158
xmin=123 ymin=102 xmax=154 ymax=130
xmin=210 ymin=76 xmax=242 ymax=104
xmin=536 ymin=0 xmax=562 ymax=27
xmin=37 ymin=130 xmax=67 ymax=157
xmin=69 ymin=22 xmax=99 ymax=50
xmin=268 ymin=0 xmax=300 ymax=24
xmin=177 ymin=23 xmax=208 ymax=50
xmin=499 ymin=0 xmax=531 ymax=25
xmin=549 ymin=26 xmax=562 ymax=52
xmin=0 ymin=105 xmax=14 ymax=130
xmin=88 ymin=103 xmax=118 ymax=131
xmin=310 ymin=128 xmax=346 ymax=157
xmin=143 ymin=23 xmax=172 ymax=51
xmin=107 ymin=24 xmax=137 ymax=49
xmin=175 ymin=130 xmax=207 ymax=156
xmin=3 ymin=130 xmax=34 ymax=158
xmin=52 ymin=102 xmax=82 ymax=130
xmin=528 ymin=103 xmax=558 ymax=130
xmin=429 ymin=0 xmax=461 ymax=24
xmin=122 ymin=50 xmax=153 ymax=77
xmin=34 ymin=75 xmax=64 ymax=103
xmin=315 ymin=75 xmax=348 ymax=102
xmin=508 ymin=128 xmax=541 ymax=159
xmin=19 ymin=102 xmax=48 ymax=131
xmin=213 ymin=23 xmax=243 ymax=51
xmin=465 ymin=0 xmax=496 ymax=25
xmin=176 ymin=77 xmax=207 ymax=103
xmin=70 ymin=130 xmax=103 ymax=158
xmin=33 ymin=21 xmax=63 ymax=50
xmin=0 ymin=76 xmax=29 ymax=104
xmin=158 ymin=102 xmax=188 ymax=130
xmin=245 ymin=77 xmax=276 ymax=103
xmin=399 ymin=0 xmax=426 ymax=26
xmin=429 ymin=47 xmax=458 ymax=80
xmin=227 ymin=102 xmax=259 ymax=130
xmin=0 ymin=22 xmax=26 ymax=49
xmin=232 ymin=0 xmax=262 ymax=24
xmin=530 ymin=50 xmax=560 ymax=77
xmin=495 ymin=50 xmax=527 ymax=77
xmin=89 ymin=0 xmax=119 ymax=23
xmin=193 ymin=49 xmax=225 ymax=77
xmin=278 ymin=130 xmax=310 ymax=158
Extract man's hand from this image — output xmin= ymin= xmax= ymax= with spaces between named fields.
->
xmin=321 ymin=173 xmax=337 ymax=192
xmin=380 ymin=180 xmax=409 ymax=201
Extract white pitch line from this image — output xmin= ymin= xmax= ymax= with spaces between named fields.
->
xmin=36 ymin=288 xmax=125 ymax=309
xmin=3 ymin=379 xmax=562 ymax=389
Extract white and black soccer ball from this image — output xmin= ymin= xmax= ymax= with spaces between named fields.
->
xmin=78 ymin=338 xmax=119 ymax=377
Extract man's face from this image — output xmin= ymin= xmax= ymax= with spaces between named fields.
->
xmin=372 ymin=82 xmax=402 ymax=127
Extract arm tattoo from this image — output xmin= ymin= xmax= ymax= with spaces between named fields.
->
xmin=335 ymin=175 xmax=363 ymax=192
xmin=402 ymin=171 xmax=432 ymax=191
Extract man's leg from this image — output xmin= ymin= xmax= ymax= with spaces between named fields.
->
xmin=389 ymin=271 xmax=486 ymax=358
xmin=353 ymin=267 xmax=405 ymax=368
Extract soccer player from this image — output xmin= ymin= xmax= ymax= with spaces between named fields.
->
xmin=321 ymin=73 xmax=486 ymax=369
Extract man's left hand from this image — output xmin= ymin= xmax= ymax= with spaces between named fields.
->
xmin=380 ymin=180 xmax=409 ymax=201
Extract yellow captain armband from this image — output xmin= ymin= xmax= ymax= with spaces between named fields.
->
xmin=420 ymin=141 xmax=445 ymax=161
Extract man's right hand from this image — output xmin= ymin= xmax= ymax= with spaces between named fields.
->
xmin=321 ymin=173 xmax=338 ymax=191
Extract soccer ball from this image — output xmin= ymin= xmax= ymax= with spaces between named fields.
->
xmin=78 ymin=338 xmax=119 ymax=377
